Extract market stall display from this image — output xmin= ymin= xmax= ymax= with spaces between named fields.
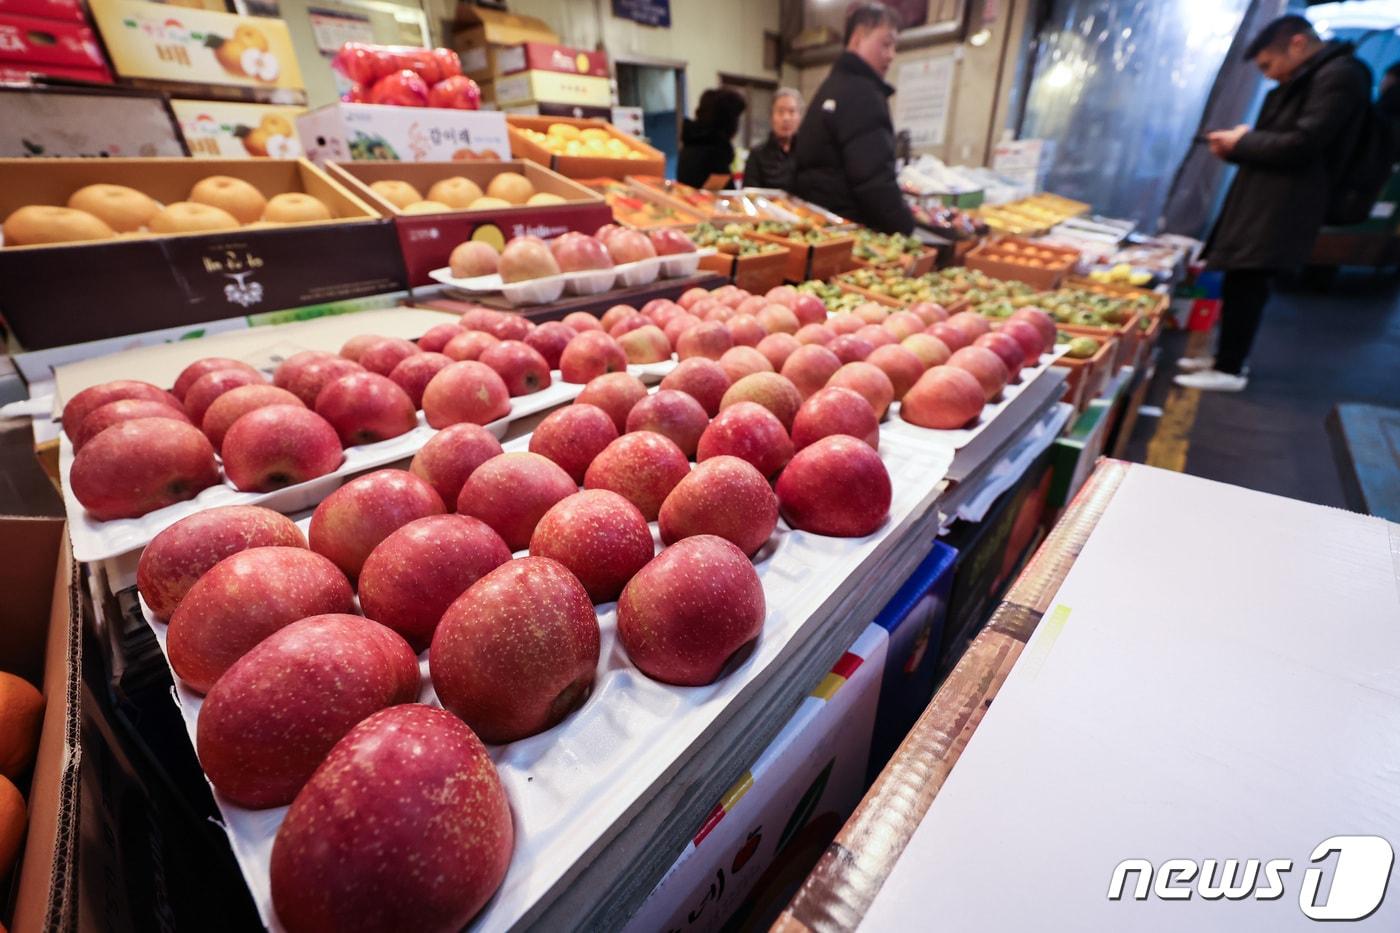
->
xmin=575 ymin=178 xmax=702 ymax=228
xmin=508 ymin=116 xmax=665 ymax=179
xmin=975 ymin=192 xmax=1089 ymax=235
xmin=851 ymin=228 xmax=935 ymax=273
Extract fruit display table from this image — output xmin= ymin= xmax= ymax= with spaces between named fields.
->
xmin=411 ymin=270 xmax=725 ymax=322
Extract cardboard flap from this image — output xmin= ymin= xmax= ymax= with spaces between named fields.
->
xmin=453 ymin=4 xmax=557 ymax=43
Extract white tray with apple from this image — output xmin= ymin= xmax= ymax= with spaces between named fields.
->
xmin=111 ymin=409 xmax=953 ymax=933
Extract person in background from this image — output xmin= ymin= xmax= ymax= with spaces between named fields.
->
xmin=1179 ymin=15 xmax=1369 ymax=392
xmin=791 ymin=2 xmax=914 ymax=234
xmin=743 ymin=88 xmax=803 ymax=190
xmin=1377 ymin=61 xmax=1400 ymax=122
xmin=677 ymin=87 xmax=747 ymax=189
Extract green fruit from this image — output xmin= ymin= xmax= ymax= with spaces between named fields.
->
xmin=1066 ymin=337 xmax=1099 ymax=359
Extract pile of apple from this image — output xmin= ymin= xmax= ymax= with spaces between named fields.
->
xmin=450 ymin=225 xmax=698 ymax=284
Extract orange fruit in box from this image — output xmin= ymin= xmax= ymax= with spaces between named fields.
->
xmin=0 ymin=775 xmax=24 ymax=878
xmin=0 ymin=673 xmax=42 ymax=780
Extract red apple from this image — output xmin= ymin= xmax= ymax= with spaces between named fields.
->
xmin=758 ymin=304 xmax=800 ymax=335
xmin=663 ymin=313 xmax=703 ymax=346
xmin=827 ymin=361 xmax=895 ymax=419
xmin=409 ymin=422 xmax=503 ymax=504
xmin=72 ymin=398 xmax=192 ymax=452
xmin=309 ymin=469 xmax=445 ymax=578
xmin=166 ymin=546 xmax=354 ymax=693
xmin=182 ymin=369 xmax=265 ymax=428
xmin=524 ymin=321 xmax=577 ymax=369
xmin=459 ymin=307 xmax=503 ymax=332
xmin=882 ymin=311 xmax=925 ymax=341
xmin=829 ymin=334 xmax=875 ymax=363
xmin=648 ymin=228 xmax=697 ymax=255
xmin=560 ymin=331 xmax=628 ymax=383
xmin=827 ymin=312 xmax=863 ymax=335
xmin=855 ymin=324 xmax=896 ymax=349
xmin=499 ymin=237 xmax=561 ymax=283
xmin=273 ymin=351 xmax=335 ymax=390
xmin=948 ymin=345 xmax=1009 ymax=400
xmin=137 ymin=505 xmax=306 ymax=620
xmin=369 ymin=69 xmax=430 ymax=106
xmin=719 ymin=345 xmax=774 ymax=383
xmin=998 ymin=318 xmax=1049 ymax=361
xmin=388 ymin=351 xmax=452 ymax=407
xmin=791 ymin=293 xmax=828 ymax=326
xmin=928 ymin=321 xmax=970 ymax=352
xmin=617 ymin=324 xmax=672 ymax=364
xmin=478 ymin=340 xmax=551 ymax=396
xmin=429 ymin=74 xmax=481 ymax=109
xmin=726 ymin=314 xmax=765 ymax=347
xmin=421 ymin=361 xmax=511 ymax=428
xmin=314 ymin=372 xmax=418 ymax=445
xmin=901 ymin=333 xmax=952 ymax=369
xmin=604 ymin=228 xmax=657 ymax=264
xmin=676 ymin=321 xmax=733 ymax=361
xmin=776 ymin=435 xmax=891 ymax=537
xmin=791 ymin=386 xmax=880 ymax=450
xmin=658 ymin=456 xmax=777 ymax=557
xmin=358 ymin=337 xmax=420 ymax=377
xmin=480 ymin=312 xmax=533 ymax=342
xmin=642 ymin=298 xmax=684 ymax=327
xmin=529 ymin=490 xmax=654 ymax=603
xmin=1011 ymin=306 xmax=1057 ymax=349
xmin=659 ymin=357 xmax=731 ymax=416
xmin=222 ymin=406 xmax=344 ymax=492
xmin=736 ymin=295 xmax=767 ymax=318
xmin=765 ymin=285 xmax=797 ymax=307
xmin=575 ymin=372 xmax=647 ymax=432
xmin=418 ymin=322 xmax=465 ymax=353
xmin=901 ymin=365 xmax=985 ymax=429
xmin=197 ymin=613 xmax=418 ymax=808
xmin=551 ymin=232 xmax=613 ymax=271
xmin=908 ymin=301 xmax=949 ymax=325
xmin=677 ymin=286 xmax=709 ymax=309
xmin=359 ymin=514 xmax=512 ymax=652
xmin=269 ymin=706 xmax=512 ymax=933
xmin=719 ymin=372 xmax=802 ymax=431
xmin=528 ymin=404 xmax=617 ymax=483
xmin=865 ymin=344 xmax=926 ymax=401
xmin=602 ymin=303 xmax=641 ymax=331
xmin=854 ymin=301 xmax=888 ymax=324
xmin=617 ymin=535 xmax=765 ymax=686
xmin=284 ymin=356 xmax=365 ymax=407
xmin=443 ymin=329 xmax=501 ymax=362
xmin=947 ymin=310 xmax=991 ymax=342
xmin=202 ymin=385 xmax=304 ymax=452
xmin=430 ymin=557 xmax=599 ymax=742
xmin=781 ymin=344 xmax=843 ymax=400
xmin=975 ymin=331 xmax=1027 ymax=377
xmin=696 ymin=402 xmax=793 ymax=479
xmin=584 ymin=432 xmax=690 ymax=521
xmin=456 ymin=452 xmax=576 ymax=551
xmin=70 ymin=419 xmax=218 ymax=520
xmin=62 ymin=379 xmax=180 ymax=440
xmin=625 ymin=389 xmax=708 ymax=457
xmin=755 ymin=333 xmax=800 ymax=372
xmin=340 ymin=334 xmax=385 ymax=363
xmin=172 ymin=358 xmax=260 ymax=401
xmin=562 ymin=311 xmax=603 ymax=333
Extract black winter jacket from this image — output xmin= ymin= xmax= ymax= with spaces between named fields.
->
xmin=743 ymin=134 xmax=795 ymax=190
xmin=1206 ymin=42 xmax=1371 ymax=271
xmin=791 ymin=52 xmax=914 ymax=234
xmin=677 ymin=118 xmax=735 ymax=189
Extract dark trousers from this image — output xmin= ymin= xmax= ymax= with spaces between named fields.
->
xmin=1216 ymin=269 xmax=1272 ymax=375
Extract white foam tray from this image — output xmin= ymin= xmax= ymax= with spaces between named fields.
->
xmin=115 ymin=421 xmax=954 ymax=933
xmin=427 ymin=249 xmax=713 ymax=302
xmin=884 ymin=344 xmax=1069 ymax=451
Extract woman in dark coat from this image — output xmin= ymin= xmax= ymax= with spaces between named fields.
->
xmin=677 ymin=88 xmax=746 ymax=189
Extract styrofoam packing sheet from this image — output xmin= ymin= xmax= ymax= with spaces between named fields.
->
xmin=883 ymin=344 xmax=1069 ymax=451
xmin=62 ymin=361 xmax=678 ymax=563
xmin=427 ymin=249 xmax=712 ymax=303
xmin=112 ymin=417 xmax=954 ymax=933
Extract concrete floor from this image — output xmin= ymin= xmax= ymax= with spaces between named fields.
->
xmin=1125 ymin=270 xmax=1400 ymax=510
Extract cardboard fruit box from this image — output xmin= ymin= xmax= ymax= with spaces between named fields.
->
xmin=0 ymin=157 xmax=405 ymax=350
xmin=697 ymin=246 xmax=788 ymax=295
xmin=627 ymin=175 xmax=751 ymax=223
xmin=745 ymin=228 xmax=856 ymax=283
xmin=574 ymin=177 xmax=701 ymax=228
xmin=965 ymin=236 xmax=1077 ymax=290
xmin=1051 ymin=333 xmax=1117 ymax=411
xmin=328 ymin=159 xmax=610 ymax=286
xmin=1059 ymin=310 xmax=1143 ymax=371
xmin=507 ymin=114 xmax=664 ymax=181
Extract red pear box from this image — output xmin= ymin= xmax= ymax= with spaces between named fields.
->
xmin=507 ymin=114 xmax=664 ymax=180
xmin=326 ymin=159 xmax=610 ymax=286
xmin=0 ymin=157 xmax=405 ymax=350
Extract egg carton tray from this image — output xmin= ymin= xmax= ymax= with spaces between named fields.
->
xmin=103 ymin=419 xmax=954 ymax=933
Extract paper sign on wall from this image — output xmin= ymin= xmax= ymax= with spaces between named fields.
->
xmin=894 ymin=54 xmax=954 ymax=148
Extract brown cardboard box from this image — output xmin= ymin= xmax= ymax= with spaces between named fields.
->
xmin=508 ymin=115 xmax=664 ymax=180
xmin=0 ymin=158 xmax=406 ymax=350
xmin=329 ymin=159 xmax=610 ymax=286
xmin=964 ymin=236 xmax=1078 ymax=290
xmin=745 ymin=229 xmax=856 ymax=283
xmin=452 ymin=6 xmax=557 ymax=81
xmin=496 ymin=42 xmax=609 ymax=78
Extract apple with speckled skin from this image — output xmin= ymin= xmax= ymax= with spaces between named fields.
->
xmin=62 ymin=380 xmax=181 ymax=441
xmin=928 ymin=321 xmax=970 ymax=353
xmin=882 ymin=311 xmax=925 ymax=341
xmin=408 ymin=423 xmax=503 ymax=505
xmin=273 ymin=351 xmax=335 ymax=390
xmin=221 ymin=406 xmax=344 ymax=492
xmin=676 ymin=321 xmax=732 ymax=361
xmin=442 ymin=330 xmax=500 ymax=362
xmin=527 ymin=404 xmax=617 ymax=483
xmin=575 ymin=372 xmax=646 ymax=433
xmin=696 ymin=402 xmax=793 ymax=479
xmin=618 ymin=325 xmax=672 ymax=364
xmin=417 ymin=323 xmax=464 ymax=354
xmin=456 ymin=452 xmax=576 ymax=551
xmin=388 ymin=352 xmax=452 ymax=408
xmin=358 ymin=338 xmax=420 ymax=377
xmin=478 ymin=340 xmax=551 ymax=396
xmin=901 ymin=333 xmax=952 ymax=369
xmin=828 ymin=334 xmax=875 ymax=364
xmin=659 ymin=358 xmax=730 ymax=416
xmin=70 ymin=419 xmax=218 ymax=520
xmin=617 ymin=535 xmax=765 ymax=686
xmin=780 ymin=344 xmax=843 ymax=400
xmin=166 ymin=546 xmax=354 ymax=694
xmin=901 ymin=365 xmax=986 ymax=429
xmin=625 ymin=390 xmax=708 ymax=458
xmin=559 ymin=330 xmax=628 ymax=383
xmin=137 ymin=506 xmax=306 ymax=620
xmin=524 ymin=321 xmax=576 ymax=369
xmin=1010 ymin=307 xmax=1056 ymax=349
xmin=309 ymin=469 xmax=445 ymax=579
xmin=607 ymin=313 xmax=648 ymax=338
xmin=998 ymin=318 xmax=1048 ymax=360
xmin=720 ymin=372 xmax=802 ymax=431
xmin=776 ymin=435 xmax=891 ymax=538
xmin=182 ymin=369 xmax=265 ymax=427
xmin=855 ymin=325 xmax=896 ymax=350
xmin=283 ymin=357 xmax=364 ymax=408
xmin=791 ymin=293 xmax=828 ymax=326
xmin=339 ymin=334 xmax=385 ymax=363
xmin=718 ymin=346 xmax=773 ymax=384
xmin=201 ymin=386 xmax=305 ymax=452
xmin=948 ymin=345 xmax=1009 ymax=401
xmin=725 ymin=314 xmax=765 ymax=347
xmin=529 ymin=490 xmax=654 ymax=603
xmin=562 ymin=311 xmax=603 ymax=333
xmin=865 ymin=344 xmax=926 ymax=401
xmin=358 ymin=514 xmax=511 ymax=652
xmin=908 ymin=301 xmax=949 ymax=325
xmin=755 ymin=333 xmax=800 ymax=371
xmin=975 ymin=331 xmax=1027 ymax=377
xmin=658 ymin=456 xmax=777 ymax=557
xmin=947 ymin=310 xmax=991 ymax=343
xmin=791 ymin=386 xmax=880 ymax=450
xmin=197 ymin=614 xmax=419 ymax=808
xmin=795 ymin=324 xmax=836 ymax=346
xmin=421 ymin=361 xmax=511 ymax=429
xmin=314 ymin=372 xmax=417 ymax=445
xmin=827 ymin=361 xmax=895 ymax=419
xmin=584 ymin=432 xmax=690 ymax=521
xmin=431 ymin=558 xmax=600 ymax=742
xmin=72 ymin=398 xmax=192 ymax=452
xmin=663 ymin=313 xmax=703 ymax=346
xmin=269 ymin=705 xmax=513 ymax=933
xmin=600 ymin=303 xmax=636 ymax=332
xmin=173 ymin=357 xmax=259 ymax=400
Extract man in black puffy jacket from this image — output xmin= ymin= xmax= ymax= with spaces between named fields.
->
xmin=792 ymin=2 xmax=915 ymax=234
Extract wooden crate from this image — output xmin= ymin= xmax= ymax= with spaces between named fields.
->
xmin=746 ymin=230 xmax=856 ymax=283
xmin=698 ymin=248 xmax=789 ymax=294
xmin=1052 ymin=335 xmax=1118 ymax=411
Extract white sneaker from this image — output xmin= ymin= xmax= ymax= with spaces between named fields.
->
xmin=1176 ymin=355 xmax=1215 ymax=372
xmin=1173 ymin=369 xmax=1248 ymax=392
